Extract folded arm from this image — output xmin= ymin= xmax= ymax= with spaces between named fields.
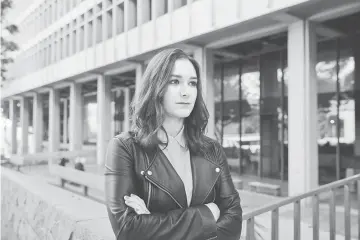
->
xmin=214 ymin=141 xmax=243 ymax=240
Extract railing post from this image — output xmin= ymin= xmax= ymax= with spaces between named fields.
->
xmin=358 ymin=180 xmax=360 ymax=239
xmin=312 ymin=194 xmax=319 ymax=240
xmin=271 ymin=209 xmax=279 ymax=240
xmin=344 ymin=185 xmax=351 ymax=240
xmin=329 ymin=189 xmax=336 ymax=240
xmin=246 ymin=218 xmax=255 ymax=240
xmin=294 ymin=200 xmax=301 ymax=240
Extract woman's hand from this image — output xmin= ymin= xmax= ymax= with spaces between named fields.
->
xmin=124 ymin=194 xmax=150 ymax=215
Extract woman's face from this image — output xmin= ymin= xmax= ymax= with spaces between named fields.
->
xmin=162 ymin=58 xmax=198 ymax=120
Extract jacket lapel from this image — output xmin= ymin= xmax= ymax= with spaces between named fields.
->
xmin=145 ymin=147 xmax=188 ymax=208
xmin=143 ymin=146 xmax=222 ymax=208
xmin=189 ymin=152 xmax=222 ymax=206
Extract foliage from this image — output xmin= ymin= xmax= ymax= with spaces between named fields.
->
xmin=1 ymin=0 xmax=19 ymax=84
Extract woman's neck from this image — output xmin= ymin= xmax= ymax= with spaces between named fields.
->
xmin=162 ymin=117 xmax=184 ymax=137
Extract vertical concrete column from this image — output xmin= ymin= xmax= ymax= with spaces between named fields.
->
xmin=33 ymin=93 xmax=43 ymax=153
xmin=114 ymin=89 xmax=121 ymax=134
xmin=137 ymin=0 xmax=145 ymax=24
xmin=102 ymin=2 xmax=108 ymax=42
xmin=112 ymin=0 xmax=117 ymax=38
xmin=9 ymin=99 xmax=17 ymax=154
xmin=128 ymin=0 xmax=137 ymax=29
xmin=83 ymin=100 xmax=89 ymax=142
xmin=49 ymin=88 xmax=61 ymax=156
xmin=84 ymin=10 xmax=89 ymax=49
xmin=62 ymin=0 xmax=67 ymax=16
xmin=135 ymin=63 xmax=145 ymax=99
xmin=168 ymin=0 xmax=174 ymax=12
xmin=123 ymin=88 xmax=130 ymax=132
xmin=50 ymin=34 xmax=55 ymax=64
xmin=152 ymin=0 xmax=165 ymax=19
xmin=52 ymin=0 xmax=56 ymax=23
xmin=69 ymin=21 xmax=74 ymax=55
xmin=19 ymin=97 xmax=29 ymax=154
xmin=173 ymin=0 xmax=184 ymax=9
xmin=124 ymin=0 xmax=136 ymax=32
xmin=124 ymin=0 xmax=129 ymax=33
xmin=69 ymin=82 xmax=83 ymax=150
xmin=353 ymin=35 xmax=360 ymax=156
xmin=111 ymin=95 xmax=115 ymax=137
xmin=56 ymin=32 xmax=61 ymax=62
xmin=62 ymin=29 xmax=67 ymax=59
xmin=62 ymin=99 xmax=68 ymax=144
xmin=288 ymin=20 xmax=318 ymax=196
xmin=260 ymin=52 xmax=280 ymax=177
xmin=193 ymin=47 xmax=215 ymax=139
xmin=97 ymin=75 xmax=112 ymax=165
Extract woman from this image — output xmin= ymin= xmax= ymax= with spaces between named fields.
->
xmin=105 ymin=48 xmax=242 ymax=240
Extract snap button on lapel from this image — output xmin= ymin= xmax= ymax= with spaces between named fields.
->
xmin=147 ymin=170 xmax=153 ymax=176
xmin=215 ymin=167 xmax=220 ymax=173
xmin=140 ymin=171 xmax=145 ymax=175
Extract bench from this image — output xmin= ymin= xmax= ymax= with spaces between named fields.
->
xmin=248 ymin=181 xmax=281 ymax=196
xmin=49 ymin=164 xmax=105 ymax=196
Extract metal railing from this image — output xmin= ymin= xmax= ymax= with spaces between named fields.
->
xmin=243 ymin=174 xmax=360 ymax=240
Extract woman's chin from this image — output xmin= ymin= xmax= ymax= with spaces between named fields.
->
xmin=172 ymin=111 xmax=192 ymax=119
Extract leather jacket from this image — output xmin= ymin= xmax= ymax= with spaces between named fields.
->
xmin=105 ymin=131 xmax=242 ymax=240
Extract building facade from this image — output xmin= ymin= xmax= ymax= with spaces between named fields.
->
xmin=1 ymin=0 xmax=360 ymax=196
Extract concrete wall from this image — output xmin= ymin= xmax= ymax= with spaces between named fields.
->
xmin=1 ymin=167 xmax=113 ymax=240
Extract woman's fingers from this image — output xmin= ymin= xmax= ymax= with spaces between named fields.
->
xmin=131 ymin=194 xmax=146 ymax=205
xmin=125 ymin=202 xmax=150 ymax=214
xmin=124 ymin=194 xmax=150 ymax=214
xmin=124 ymin=200 xmax=143 ymax=212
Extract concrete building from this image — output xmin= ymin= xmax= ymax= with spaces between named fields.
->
xmin=1 ymin=0 xmax=360 ymax=196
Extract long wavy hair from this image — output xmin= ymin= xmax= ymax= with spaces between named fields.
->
xmin=130 ymin=48 xmax=210 ymax=153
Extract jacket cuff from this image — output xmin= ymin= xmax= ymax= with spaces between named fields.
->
xmin=197 ymin=205 xmax=218 ymax=239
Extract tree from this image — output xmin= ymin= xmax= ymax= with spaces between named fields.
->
xmin=1 ymin=0 xmax=19 ymax=84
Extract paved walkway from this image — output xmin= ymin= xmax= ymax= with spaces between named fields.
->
xmin=3 ymin=162 xmax=359 ymax=239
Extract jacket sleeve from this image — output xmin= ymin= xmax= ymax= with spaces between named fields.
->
xmin=214 ymin=141 xmax=243 ymax=240
xmin=104 ymin=137 xmax=218 ymax=240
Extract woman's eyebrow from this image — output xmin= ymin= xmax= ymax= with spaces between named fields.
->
xmin=171 ymin=74 xmax=198 ymax=80
xmin=170 ymin=74 xmax=182 ymax=78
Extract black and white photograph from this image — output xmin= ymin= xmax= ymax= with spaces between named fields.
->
xmin=1 ymin=0 xmax=360 ymax=239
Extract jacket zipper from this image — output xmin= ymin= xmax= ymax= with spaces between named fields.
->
xmin=202 ymin=172 xmax=221 ymax=205
xmin=145 ymin=154 xmax=152 ymax=209
xmin=144 ymin=175 xmax=184 ymax=209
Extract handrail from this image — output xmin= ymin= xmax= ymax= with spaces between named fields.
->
xmin=243 ymin=174 xmax=360 ymax=220
xmin=243 ymin=174 xmax=360 ymax=240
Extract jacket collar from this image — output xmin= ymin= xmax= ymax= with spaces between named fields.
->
xmin=143 ymin=145 xmax=222 ymax=208
xmin=157 ymin=125 xmax=186 ymax=149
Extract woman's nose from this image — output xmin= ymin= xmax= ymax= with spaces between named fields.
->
xmin=180 ymin=86 xmax=189 ymax=97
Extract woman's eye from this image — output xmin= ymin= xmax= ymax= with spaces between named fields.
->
xmin=170 ymin=79 xmax=179 ymax=84
xmin=189 ymin=81 xmax=198 ymax=87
